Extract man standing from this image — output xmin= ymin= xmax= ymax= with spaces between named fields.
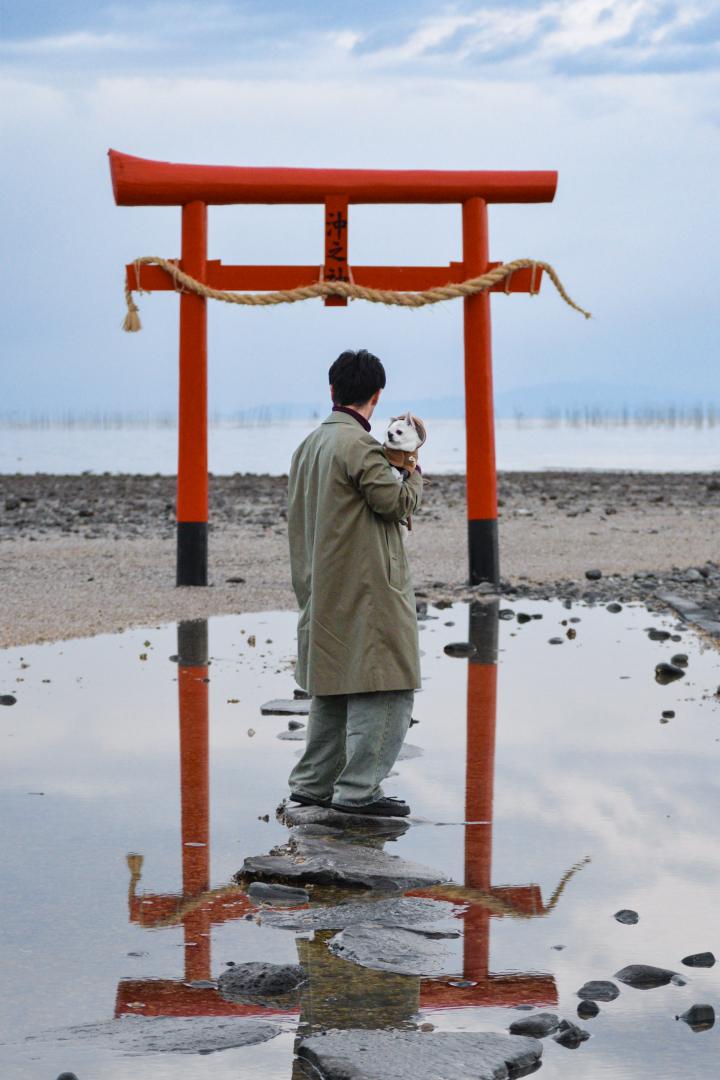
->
xmin=287 ymin=349 xmax=423 ymax=817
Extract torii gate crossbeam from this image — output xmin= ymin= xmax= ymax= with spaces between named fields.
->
xmin=109 ymin=150 xmax=557 ymax=586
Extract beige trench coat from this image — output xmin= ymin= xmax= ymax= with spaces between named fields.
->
xmin=288 ymin=410 xmax=423 ymax=696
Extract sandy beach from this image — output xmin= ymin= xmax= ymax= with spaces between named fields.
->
xmin=2 ymin=469 xmax=719 ymax=649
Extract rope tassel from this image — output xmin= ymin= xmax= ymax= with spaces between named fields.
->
xmin=122 ymin=257 xmax=591 ymax=331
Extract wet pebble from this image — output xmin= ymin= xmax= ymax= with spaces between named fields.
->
xmin=553 ymin=1019 xmax=590 ymax=1048
xmin=585 ymin=569 xmax=602 ymax=580
xmin=655 ymin=662 xmax=685 ymax=684
xmin=577 ymin=1001 xmax=600 ymax=1020
xmin=606 ymin=603 xmax=622 ymax=613
xmin=287 ymin=719 xmax=305 ymax=731
xmin=677 ymin=1005 xmax=715 ymax=1032
xmin=681 ymin=952 xmax=715 ymax=968
xmin=508 ymin=1012 xmax=559 ymax=1038
xmin=670 ymin=653 xmax=689 ymax=667
xmin=56 ymin=1075 xmax=79 ymax=1080
xmin=0 ymin=694 xmax=17 ymax=706
xmin=614 ymin=909 xmax=639 ymax=925
xmin=443 ymin=642 xmax=477 ymax=658
xmin=662 ymin=710 xmax=675 ymax=719
xmin=516 ymin=613 xmax=532 ymax=623
xmin=648 ymin=629 xmax=671 ymax=641
xmin=548 ymin=637 xmax=564 ymax=645
xmin=577 ymin=980 xmax=620 ymax=1002
xmin=498 ymin=609 xmax=515 ymax=620
xmin=615 ymin=964 xmax=680 ymax=989
xmin=218 ymin=962 xmax=306 ymax=1003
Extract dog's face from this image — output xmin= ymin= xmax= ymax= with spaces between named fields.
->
xmin=385 ymin=413 xmax=421 ymax=452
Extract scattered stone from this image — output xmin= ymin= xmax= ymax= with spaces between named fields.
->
xmin=287 ymin=719 xmax=305 ymax=731
xmin=681 ymin=952 xmax=715 ymax=968
xmin=247 ymin=881 xmax=310 ymax=905
xmin=577 ymin=980 xmax=620 ymax=1002
xmin=606 ymin=603 xmax=622 ymax=613
xmin=647 ymin=628 xmax=671 ymax=641
xmin=577 ymin=1001 xmax=600 ymax=1020
xmin=615 ymin=964 xmax=680 ymax=989
xmin=443 ymin=642 xmax=477 ymax=658
xmin=553 ymin=1019 xmax=590 ymax=1048
xmin=260 ymin=698 xmax=310 ymax=715
xmin=328 ymin=922 xmax=460 ymax=977
xmin=238 ymin=834 xmax=447 ymax=893
xmin=655 ymin=662 xmax=686 ymax=684
xmin=551 ymin=944 xmax=566 ymax=951
xmin=31 ymin=1016 xmax=280 ymax=1054
xmin=296 ymin=1030 xmax=543 ymax=1080
xmin=566 ymin=627 xmax=576 ymax=639
xmin=56 ymin=1074 xmax=79 ymax=1080
xmin=0 ymin=694 xmax=17 ymax=706
xmin=516 ymin=612 xmax=532 ymax=623
xmin=677 ymin=1005 xmax=715 ymax=1032
xmin=508 ymin=1012 xmax=559 ymax=1038
xmin=585 ymin=569 xmax=602 ymax=580
xmin=217 ymin=962 xmax=306 ymax=1004
xmin=293 ymin=689 xmax=311 ymax=699
xmin=276 ymin=729 xmax=305 ymax=740
xmin=670 ymin=653 xmax=689 ymax=667
xmin=614 ymin=909 xmax=639 ymax=925
xmin=498 ymin=609 xmax=515 ymax=620
xmin=548 ymin=637 xmax=564 ymax=645
xmin=225 ymin=576 xmax=246 ymax=584
xmin=662 ymin=710 xmax=675 ymax=719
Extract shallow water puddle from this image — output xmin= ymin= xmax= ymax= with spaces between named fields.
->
xmin=1 ymin=600 xmax=718 ymax=1079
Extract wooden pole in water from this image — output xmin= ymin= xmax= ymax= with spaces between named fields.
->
xmin=462 ymin=197 xmax=499 ymax=585
xmin=177 ymin=202 xmax=208 ymax=586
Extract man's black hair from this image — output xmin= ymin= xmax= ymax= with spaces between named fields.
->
xmin=329 ymin=349 xmax=386 ymax=406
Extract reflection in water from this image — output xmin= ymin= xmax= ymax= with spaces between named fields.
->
xmin=118 ymin=605 xmax=587 ymax=1034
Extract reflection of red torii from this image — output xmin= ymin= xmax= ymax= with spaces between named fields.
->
xmin=116 ymin=609 xmax=592 ymax=1020
xmin=109 ymin=150 xmax=561 ymax=588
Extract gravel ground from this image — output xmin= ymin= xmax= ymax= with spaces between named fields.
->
xmin=2 ymin=471 xmax=719 ymax=648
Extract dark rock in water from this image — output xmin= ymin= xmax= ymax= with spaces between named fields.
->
xmin=218 ymin=962 xmax=306 ymax=1004
xmin=677 ymin=1005 xmax=715 ymax=1032
xmin=444 ymin=642 xmax=477 ymax=658
xmin=238 ymin=834 xmax=447 ymax=893
xmin=259 ymin=895 xmax=460 ymax=934
xmin=225 ymin=575 xmax=246 ymax=583
xmin=682 ymin=952 xmax=716 ymax=968
xmin=614 ymin=909 xmax=639 ymax=925
xmin=516 ymin=612 xmax=532 ymax=623
xmin=287 ymin=719 xmax=305 ymax=730
xmin=56 ymin=1074 xmax=79 ymax=1080
xmin=655 ymin=662 xmax=686 ymax=684
xmin=280 ymin=803 xmax=410 ymax=837
xmin=553 ymin=1020 xmax=590 ymax=1049
xmin=328 ymin=922 xmax=460 ymax=977
xmin=293 ymin=689 xmax=310 ymax=699
xmin=670 ymin=653 xmax=688 ymax=667
xmin=662 ymin=710 xmax=675 ymax=719
xmin=577 ymin=980 xmax=619 ymax=1002
xmin=297 ymin=1030 xmax=543 ymax=1080
xmin=615 ymin=964 xmax=679 ymax=989
xmin=532 ymin=613 xmax=543 ymax=619
xmin=247 ymin=881 xmax=310 ymax=905
xmin=577 ymin=1001 xmax=600 ymax=1020
xmin=0 ymin=694 xmax=17 ymax=706
xmin=585 ymin=569 xmax=602 ymax=580
xmin=508 ymin=1012 xmax=559 ymax=1038
xmin=648 ymin=628 xmax=671 ymax=641
xmin=548 ymin=637 xmax=564 ymax=645
xmin=260 ymin=698 xmax=310 ymax=715
xmin=606 ymin=603 xmax=622 ymax=613
xmin=498 ymin=609 xmax=515 ymax=620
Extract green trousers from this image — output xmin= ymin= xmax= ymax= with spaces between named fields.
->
xmin=288 ymin=689 xmax=414 ymax=807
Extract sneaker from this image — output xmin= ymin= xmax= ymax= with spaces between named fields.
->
xmin=289 ymin=792 xmax=332 ymax=808
xmin=330 ymin=796 xmax=411 ymax=818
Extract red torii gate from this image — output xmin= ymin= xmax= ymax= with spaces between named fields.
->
xmin=109 ymin=150 xmax=558 ymax=587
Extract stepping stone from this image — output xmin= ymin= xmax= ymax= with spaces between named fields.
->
xmin=682 ymin=952 xmax=715 ymax=968
xmin=577 ymin=980 xmax=619 ymax=1002
xmin=27 ymin=1017 xmax=280 ymax=1055
xmin=260 ymin=698 xmax=310 ymax=715
xmin=259 ymin=895 xmax=461 ymax=934
xmin=297 ymin=1030 xmax=543 ymax=1080
xmin=281 ymin=803 xmax=410 ymax=836
xmin=237 ymin=835 xmax=447 ymax=893
xmin=678 ymin=1005 xmax=715 ymax=1032
xmin=328 ymin=922 xmax=460 ymax=977
xmin=217 ymin=962 xmax=306 ymax=1005
xmin=509 ymin=1013 xmax=559 ymax=1038
xmin=615 ymin=964 xmax=680 ymax=989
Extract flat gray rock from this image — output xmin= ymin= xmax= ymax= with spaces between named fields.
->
xmin=276 ymin=729 xmax=306 ymax=740
xmin=281 ymin=803 xmax=410 ymax=836
xmin=328 ymin=922 xmax=460 ymax=977
xmin=615 ymin=964 xmax=679 ymax=989
xmin=509 ymin=1012 xmax=560 ymax=1038
xmin=577 ymin=980 xmax=619 ymax=1002
xmin=218 ymin=962 xmax=306 ymax=1004
xmin=297 ymin=1030 xmax=542 ymax=1080
xmin=260 ymin=698 xmax=311 ymax=715
xmin=238 ymin=835 xmax=447 ymax=893
xmin=247 ymin=881 xmax=310 ymax=905
xmin=26 ymin=1016 xmax=280 ymax=1055
xmin=259 ymin=895 xmax=462 ymax=934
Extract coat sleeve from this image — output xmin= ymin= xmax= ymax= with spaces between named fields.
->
xmin=346 ymin=436 xmax=423 ymax=523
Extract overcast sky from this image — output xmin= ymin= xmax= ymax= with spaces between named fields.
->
xmin=1 ymin=1 xmax=718 ymax=417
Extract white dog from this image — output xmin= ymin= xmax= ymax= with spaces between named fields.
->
xmin=383 ymin=412 xmax=427 ymax=480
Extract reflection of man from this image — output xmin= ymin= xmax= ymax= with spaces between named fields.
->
xmin=287 ymin=349 xmax=423 ymax=817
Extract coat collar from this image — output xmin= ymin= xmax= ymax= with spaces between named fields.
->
xmin=323 ymin=408 xmax=372 ymax=432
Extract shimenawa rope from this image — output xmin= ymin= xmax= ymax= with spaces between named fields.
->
xmin=122 ymin=256 xmax=591 ymax=332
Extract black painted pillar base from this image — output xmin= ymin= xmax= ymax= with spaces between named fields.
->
xmin=176 ymin=521 xmax=208 ymax=586
xmin=468 ymin=518 xmax=499 ymax=587
xmin=177 ymin=620 xmax=209 ymax=666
